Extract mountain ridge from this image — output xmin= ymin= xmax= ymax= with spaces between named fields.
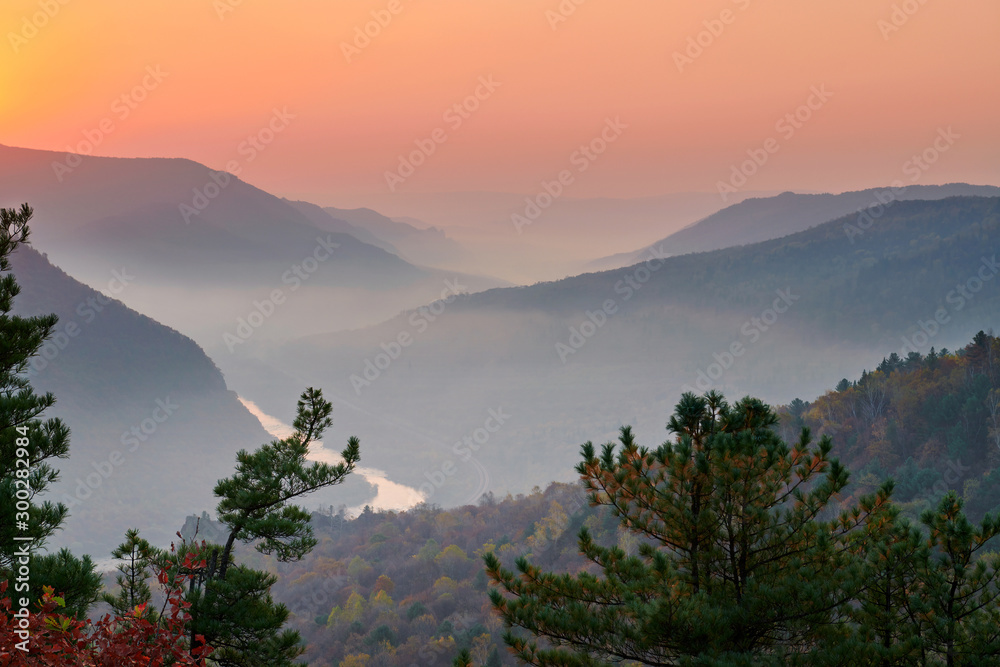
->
xmin=261 ymin=196 xmax=1000 ymax=506
xmin=587 ymin=183 xmax=1000 ymax=271
xmin=8 ymin=242 xmax=375 ymax=556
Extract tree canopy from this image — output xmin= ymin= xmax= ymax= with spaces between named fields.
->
xmin=484 ymin=391 xmax=1000 ymax=666
xmin=179 ymin=387 xmax=361 ymax=666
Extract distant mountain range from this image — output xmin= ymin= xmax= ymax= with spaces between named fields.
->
xmin=0 ymin=144 xmax=505 ymax=348
xmin=324 ymin=206 xmax=467 ymax=269
xmin=281 ymin=199 xmax=471 ymax=271
xmin=6 ymin=142 xmax=999 ymax=523
xmin=264 ymin=196 xmax=1000 ymax=504
xmin=282 ymin=199 xmax=403 ymax=256
xmin=9 ymin=243 xmax=376 ymax=558
xmin=329 ymin=189 xmax=768 ymax=284
xmin=588 ymin=184 xmax=1000 ymax=271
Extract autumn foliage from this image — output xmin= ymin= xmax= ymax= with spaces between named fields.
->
xmin=779 ymin=331 xmax=1000 ymax=518
xmin=0 ymin=550 xmax=211 ymax=666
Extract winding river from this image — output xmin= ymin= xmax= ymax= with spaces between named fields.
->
xmin=237 ymin=396 xmax=425 ymax=515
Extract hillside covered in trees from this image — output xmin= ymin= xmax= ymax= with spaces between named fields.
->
xmin=780 ymin=331 xmax=1000 ymax=521
xmin=263 ymin=483 xmax=606 ymax=667
xmin=257 ymin=331 xmax=1000 ymax=666
xmin=271 ymin=196 xmax=1000 ymax=507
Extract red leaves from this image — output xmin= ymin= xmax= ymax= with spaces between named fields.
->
xmin=0 ymin=548 xmax=212 ymax=666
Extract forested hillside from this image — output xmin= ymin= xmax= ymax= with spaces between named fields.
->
xmin=780 ymin=330 xmax=1000 ymax=521
xmin=257 ymin=484 xmax=610 ymax=667
xmin=272 ymin=196 xmax=1000 ymax=506
xmin=243 ymin=331 xmax=1000 ymax=665
xmin=593 ymin=184 xmax=1000 ymax=270
xmin=8 ymin=243 xmax=277 ymax=555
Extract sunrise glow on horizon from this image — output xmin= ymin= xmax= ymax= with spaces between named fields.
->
xmin=3 ymin=0 xmax=998 ymax=203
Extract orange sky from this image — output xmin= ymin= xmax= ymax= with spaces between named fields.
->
xmin=2 ymin=0 xmax=998 ymax=201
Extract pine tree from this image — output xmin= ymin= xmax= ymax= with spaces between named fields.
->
xmin=27 ymin=548 xmax=102 ymax=619
xmin=453 ymin=648 xmax=474 ymax=667
xmin=911 ymin=492 xmax=1000 ymax=663
xmin=484 ymin=391 xmax=888 ymax=666
xmin=0 ymin=204 xmax=73 ymax=593
xmin=102 ymin=528 xmax=161 ymax=618
xmin=842 ymin=485 xmax=926 ymax=665
xmin=178 ymin=387 xmax=361 ymax=666
xmin=846 ymin=491 xmax=1000 ymax=665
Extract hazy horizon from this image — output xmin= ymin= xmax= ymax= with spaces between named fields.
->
xmin=4 ymin=1 xmax=998 ymax=203
xmin=3 ymin=4 xmax=1000 ymax=663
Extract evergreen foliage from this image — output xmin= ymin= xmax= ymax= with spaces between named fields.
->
xmin=483 ymin=391 xmax=1000 ymax=666
xmin=178 ymin=387 xmax=360 ymax=666
xmin=485 ymin=392 xmax=881 ymax=665
xmin=27 ymin=549 xmax=102 ymax=620
xmin=0 ymin=204 xmax=71 ymax=576
xmin=782 ymin=332 xmax=1000 ymax=520
xmin=102 ymin=528 xmax=161 ymax=619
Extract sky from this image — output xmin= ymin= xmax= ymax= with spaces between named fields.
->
xmin=2 ymin=0 xmax=999 ymax=202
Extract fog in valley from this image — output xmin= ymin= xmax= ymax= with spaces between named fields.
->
xmin=3 ymin=2 xmax=1000 ymax=664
